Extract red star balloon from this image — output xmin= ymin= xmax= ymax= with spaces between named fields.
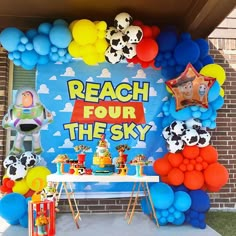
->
xmin=166 ymin=63 xmax=216 ymax=111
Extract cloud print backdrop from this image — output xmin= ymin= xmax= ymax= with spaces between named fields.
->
xmin=36 ymin=60 xmax=168 ymax=195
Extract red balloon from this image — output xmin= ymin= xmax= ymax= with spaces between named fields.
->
xmin=153 ymin=157 xmax=172 ymax=176
xmin=168 ymin=168 xmax=184 ymax=186
xmin=168 ymin=153 xmax=183 ymax=167
xmin=140 ymin=25 xmax=153 ymax=38
xmin=136 ymin=38 xmax=158 ymax=62
xmin=151 ymin=26 xmax=160 ymax=38
xmin=184 ymin=170 xmax=204 ymax=190
xmin=182 ymin=145 xmax=200 ymax=159
xmin=6 ymin=179 xmax=15 ymax=188
xmin=204 ymin=163 xmax=229 ymax=188
xmin=200 ymin=145 xmax=218 ymax=164
xmin=24 ymin=189 xmax=35 ymax=198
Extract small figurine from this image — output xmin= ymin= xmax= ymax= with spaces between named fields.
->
xmin=115 ymin=144 xmax=130 ymax=175
xmin=130 ymin=154 xmax=152 ymax=177
xmin=74 ymin=144 xmax=91 ymax=164
xmin=35 ymin=209 xmax=49 ymax=236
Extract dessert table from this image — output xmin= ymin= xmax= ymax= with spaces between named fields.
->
xmin=47 ymin=173 xmax=160 ymax=228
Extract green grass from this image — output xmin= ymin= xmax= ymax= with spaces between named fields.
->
xmin=206 ymin=211 xmax=236 ymax=236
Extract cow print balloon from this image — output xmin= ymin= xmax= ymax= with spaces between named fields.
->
xmin=20 ymin=151 xmax=40 ymax=168
xmin=170 ymin=121 xmax=187 ymax=136
xmin=114 ymin=12 xmax=133 ymax=32
xmin=122 ymin=43 xmax=136 ymax=59
xmin=105 ymin=46 xmax=123 ymax=64
xmin=197 ymin=129 xmax=211 ymax=147
xmin=3 ymin=154 xmax=18 ymax=169
xmin=125 ymin=25 xmax=143 ymax=44
xmin=7 ymin=161 xmax=27 ymax=181
xmin=167 ymin=134 xmax=185 ymax=153
xmin=110 ymin=32 xmax=128 ymax=50
xmin=181 ymin=128 xmax=200 ymax=146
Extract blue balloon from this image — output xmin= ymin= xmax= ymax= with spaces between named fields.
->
xmin=180 ymin=32 xmax=191 ymax=41
xmin=169 ymin=98 xmax=192 ymax=121
xmin=158 ymin=216 xmax=168 ymax=226
xmin=157 ymin=31 xmax=178 ymax=52
xmin=26 ymin=29 xmax=37 ymax=40
xmin=208 ymin=81 xmax=220 ymax=102
xmin=192 ymin=110 xmax=201 ymax=118
xmin=7 ymin=219 xmax=20 ymax=225
xmin=201 ymin=55 xmax=214 ymax=66
xmin=19 ymin=213 xmax=28 ymax=228
xmin=161 ymin=209 xmax=169 ymax=217
xmin=13 ymin=59 xmax=22 ymax=66
xmin=173 ymin=212 xmax=185 ymax=225
xmin=53 ymin=19 xmax=68 ymax=26
xmin=189 ymin=190 xmax=210 ymax=212
xmin=38 ymin=55 xmax=49 ymax=65
xmin=17 ymin=43 xmax=26 ymax=52
xmin=8 ymin=53 xmax=14 ymax=60
xmin=26 ymin=42 xmax=34 ymax=51
xmin=13 ymin=51 xmax=21 ymax=59
xmin=150 ymin=183 xmax=174 ymax=210
xmin=0 ymin=193 xmax=27 ymax=222
xmin=21 ymin=62 xmax=35 ymax=70
xmin=200 ymin=106 xmax=213 ymax=120
xmin=174 ymin=40 xmax=200 ymax=66
xmin=195 ymin=39 xmax=209 ymax=59
xmin=211 ymin=96 xmax=224 ymax=110
xmin=49 ymin=25 xmax=72 ymax=48
xmin=140 ymin=198 xmax=151 ymax=215
xmin=21 ymin=50 xmax=39 ymax=66
xmin=38 ymin=22 xmax=52 ymax=35
xmin=33 ymin=34 xmax=51 ymax=55
xmin=20 ymin=36 xmax=29 ymax=44
xmin=162 ymin=66 xmax=178 ymax=80
xmin=173 ymin=191 xmax=192 ymax=212
xmin=167 ymin=214 xmax=175 ymax=223
xmin=173 ymin=210 xmax=181 ymax=219
xmin=193 ymin=60 xmax=203 ymax=72
xmin=0 ymin=27 xmax=24 ymax=52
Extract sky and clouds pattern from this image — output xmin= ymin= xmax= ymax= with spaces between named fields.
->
xmin=36 ymin=60 xmax=169 ymax=194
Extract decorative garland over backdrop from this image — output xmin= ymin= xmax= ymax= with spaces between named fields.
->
xmin=0 ymin=12 xmax=229 ymax=230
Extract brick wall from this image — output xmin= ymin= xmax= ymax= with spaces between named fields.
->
xmin=208 ymin=38 xmax=236 ymax=209
xmin=0 ymin=38 xmax=235 ymax=211
xmin=0 ymin=50 xmax=9 ymax=182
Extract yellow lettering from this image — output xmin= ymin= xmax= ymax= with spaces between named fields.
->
xmin=78 ymin=124 xmax=93 ymax=140
xmin=85 ymin=83 xmax=100 ymax=102
xmin=136 ymin=125 xmax=152 ymax=141
xmin=100 ymin=81 xmax=116 ymax=101
xmin=116 ymin=84 xmax=132 ymax=102
xmin=63 ymin=123 xmax=78 ymax=140
xmin=132 ymin=82 xmax=149 ymax=101
xmin=110 ymin=124 xmax=123 ymax=141
xmin=67 ymin=80 xmax=84 ymax=100
xmin=123 ymin=106 xmax=136 ymax=119
xmin=108 ymin=106 xmax=121 ymax=119
xmin=94 ymin=106 xmax=107 ymax=118
xmin=83 ymin=106 xmax=94 ymax=118
xmin=123 ymin=123 xmax=138 ymax=139
xmin=93 ymin=122 xmax=107 ymax=139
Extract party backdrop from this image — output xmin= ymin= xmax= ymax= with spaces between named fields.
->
xmin=36 ymin=59 xmax=169 ymax=196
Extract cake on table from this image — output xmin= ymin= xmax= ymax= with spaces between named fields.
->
xmin=91 ymin=135 xmax=114 ymax=175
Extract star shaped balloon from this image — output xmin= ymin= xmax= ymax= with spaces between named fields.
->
xmin=166 ymin=63 xmax=216 ymax=111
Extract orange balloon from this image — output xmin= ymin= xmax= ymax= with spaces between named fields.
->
xmin=187 ymin=164 xmax=194 ymax=171
xmin=153 ymin=157 xmax=172 ymax=176
xmin=168 ymin=153 xmax=183 ymax=167
xmin=184 ymin=170 xmax=204 ymax=190
xmin=182 ymin=145 xmax=200 ymax=159
xmin=195 ymin=163 xmax=203 ymax=171
xmin=196 ymin=156 xmax=203 ymax=163
xmin=200 ymin=145 xmax=218 ymax=164
xmin=161 ymin=175 xmax=170 ymax=184
xmin=179 ymin=164 xmax=187 ymax=172
xmin=206 ymin=184 xmax=221 ymax=192
xmin=168 ymin=168 xmax=184 ymax=186
xmin=202 ymin=161 xmax=208 ymax=169
xmin=204 ymin=163 xmax=229 ymax=188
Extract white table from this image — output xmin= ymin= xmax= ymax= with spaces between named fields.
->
xmin=47 ymin=174 xmax=160 ymax=228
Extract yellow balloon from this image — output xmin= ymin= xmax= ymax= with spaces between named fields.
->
xmin=82 ymin=44 xmax=96 ymax=56
xmin=72 ymin=19 xmax=97 ymax=45
xmin=166 ymin=85 xmax=173 ymax=94
xmin=220 ymin=87 xmax=225 ymax=97
xmin=26 ymin=166 xmax=51 ymax=192
xmin=95 ymin=21 xmax=107 ymax=31
xmin=95 ymin=38 xmax=108 ymax=53
xmin=83 ymin=53 xmax=99 ymax=65
xmin=69 ymin=20 xmax=78 ymax=31
xmin=97 ymin=31 xmax=106 ymax=39
xmin=200 ymin=64 xmax=226 ymax=86
xmin=98 ymin=53 xmax=106 ymax=63
xmin=12 ymin=179 xmax=29 ymax=195
xmin=68 ymin=40 xmax=82 ymax=58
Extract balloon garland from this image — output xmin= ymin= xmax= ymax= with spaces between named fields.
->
xmin=0 ymin=12 xmax=229 ymax=229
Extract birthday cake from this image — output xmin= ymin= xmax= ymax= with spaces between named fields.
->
xmin=91 ymin=135 xmax=114 ymax=175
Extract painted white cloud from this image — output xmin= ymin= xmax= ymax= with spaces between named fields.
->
xmin=54 ymin=95 xmax=62 ymax=100
xmin=37 ymin=84 xmax=49 ymax=94
xmin=86 ymin=148 xmax=93 ymax=153
xmin=41 ymin=124 xmax=48 ymax=130
xmin=156 ymin=147 xmax=163 ymax=152
xmin=149 ymin=87 xmax=157 ymax=96
xmin=149 ymin=121 xmax=157 ymax=131
xmin=162 ymin=96 xmax=168 ymax=102
xmin=84 ymin=185 xmax=92 ymax=191
xmin=66 ymin=182 xmax=76 ymax=190
xmin=132 ymin=141 xmax=146 ymax=148
xmin=132 ymin=69 xmax=146 ymax=79
xmin=49 ymin=75 xmax=57 ymax=80
xmin=52 ymin=111 xmax=56 ymax=117
xmin=157 ymin=112 xmax=163 ymax=117
xmin=55 ymin=61 xmax=63 ymax=65
xmin=53 ymin=131 xmax=61 ymax=136
xmin=60 ymin=67 xmax=75 ymax=77
xmin=86 ymin=76 xmax=94 ymax=82
xmin=97 ymin=68 xmax=111 ymax=78
xmin=157 ymin=78 xmax=164 ymax=83
xmin=94 ymin=182 xmax=111 ymax=186
xmin=59 ymin=138 xmax=74 ymax=148
xmin=122 ymin=77 xmax=129 ymax=83
xmin=59 ymin=102 xmax=74 ymax=112
xmin=127 ymin=62 xmax=134 ymax=67
xmin=148 ymin=156 xmax=155 ymax=166
xmin=37 ymin=157 xmax=47 ymax=167
xmin=47 ymin=148 xmax=55 ymax=153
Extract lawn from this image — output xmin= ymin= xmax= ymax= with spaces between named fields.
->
xmin=206 ymin=211 xmax=236 ymax=236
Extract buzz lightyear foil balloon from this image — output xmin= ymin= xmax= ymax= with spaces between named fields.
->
xmin=2 ymin=87 xmax=53 ymax=154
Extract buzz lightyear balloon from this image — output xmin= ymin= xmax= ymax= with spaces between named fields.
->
xmin=2 ymin=87 xmax=53 ymax=154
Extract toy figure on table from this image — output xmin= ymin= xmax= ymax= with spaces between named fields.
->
xmin=130 ymin=154 xmax=152 ymax=177
xmin=35 ymin=209 xmax=49 ymax=236
xmin=115 ymin=144 xmax=130 ymax=175
xmin=52 ymin=154 xmax=69 ymax=175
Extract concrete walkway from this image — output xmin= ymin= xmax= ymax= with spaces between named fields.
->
xmin=0 ymin=213 xmax=221 ymax=236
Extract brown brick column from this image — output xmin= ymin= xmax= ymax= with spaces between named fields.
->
xmin=0 ymin=49 xmax=9 ymax=184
